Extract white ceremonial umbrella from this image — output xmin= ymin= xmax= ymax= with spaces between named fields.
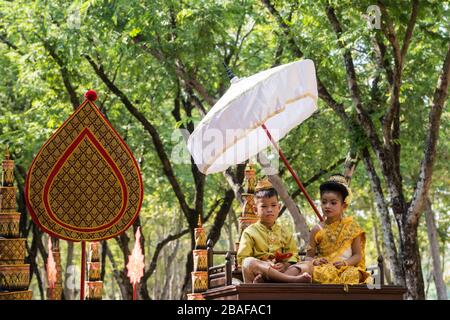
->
xmin=187 ymin=59 xmax=323 ymax=221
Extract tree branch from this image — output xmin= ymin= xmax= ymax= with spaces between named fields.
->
xmin=84 ymin=54 xmax=192 ymax=218
xmin=223 ymin=165 xmax=246 ymax=205
xmin=280 ymin=156 xmax=345 ymax=215
xmin=261 ymin=0 xmax=353 ymax=126
xmin=325 ymin=5 xmax=384 ymax=156
xmin=0 ymin=33 xmax=22 ymax=53
xmin=400 ymin=0 xmax=419 ymax=62
xmin=373 ymin=34 xmax=394 ymax=87
xmin=181 ymin=96 xmax=206 ymax=225
xmin=260 ymin=0 xmax=303 ymax=58
xmin=407 ymin=42 xmax=450 ymax=226
xmin=378 ymin=1 xmax=418 ymax=178
xmin=171 ymin=89 xmax=205 ymax=228
xmin=143 ymin=228 xmax=190 ymax=282
xmin=132 ymin=37 xmax=217 ymax=106
xmin=105 ymin=242 xmax=131 ymax=299
xmin=206 ymin=189 xmax=235 ymax=245
xmin=41 ymin=40 xmax=80 ymax=110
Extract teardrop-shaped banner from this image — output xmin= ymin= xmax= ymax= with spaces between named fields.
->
xmin=25 ymin=92 xmax=143 ymax=241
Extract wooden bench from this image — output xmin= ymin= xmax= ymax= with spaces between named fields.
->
xmin=205 ymin=240 xmax=406 ymax=300
xmin=203 ymin=283 xmax=406 ymax=300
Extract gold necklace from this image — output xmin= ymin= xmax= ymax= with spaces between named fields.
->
xmin=326 ymin=218 xmax=345 ymax=244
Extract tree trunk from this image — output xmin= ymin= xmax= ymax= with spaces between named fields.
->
xmin=361 ymin=148 xmax=404 ymax=285
xmin=402 ymin=224 xmax=425 ymax=300
xmin=372 ymin=210 xmax=382 ymax=259
xmin=424 ymin=198 xmax=448 ymax=300
xmin=207 ymin=190 xmax=235 ymax=245
xmin=27 ymin=225 xmax=45 ymax=300
xmin=180 ymin=234 xmax=195 ymax=299
xmin=161 ymin=240 xmax=180 ymax=300
xmin=371 ymin=208 xmax=393 ymax=285
xmin=64 ymin=241 xmax=75 ymax=300
xmin=105 ymin=243 xmax=132 ymax=300
xmin=226 ymin=208 xmax=235 ymax=251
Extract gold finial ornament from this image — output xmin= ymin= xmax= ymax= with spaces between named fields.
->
xmin=1 ymin=146 xmax=16 ymax=213
xmin=194 ymin=216 xmax=206 ymax=250
xmin=243 ymin=163 xmax=256 ymax=194
xmin=197 ymin=214 xmax=202 ymax=228
xmin=2 ymin=146 xmax=14 ymax=187
xmin=255 ymin=178 xmax=273 ymax=192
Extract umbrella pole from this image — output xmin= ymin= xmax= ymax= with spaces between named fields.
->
xmin=261 ymin=123 xmax=324 ymax=222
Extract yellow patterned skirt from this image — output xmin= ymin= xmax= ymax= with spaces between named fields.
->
xmin=313 ymin=263 xmax=373 ymax=285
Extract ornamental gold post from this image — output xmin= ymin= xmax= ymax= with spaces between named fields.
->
xmin=236 ymin=163 xmax=258 ymax=257
xmin=0 ymin=146 xmax=32 ymax=300
xmin=85 ymin=241 xmax=103 ymax=300
xmin=188 ymin=216 xmax=207 ymax=300
xmin=2 ymin=146 xmax=14 ymax=187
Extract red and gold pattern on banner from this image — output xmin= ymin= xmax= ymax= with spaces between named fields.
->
xmin=25 ymin=99 xmax=144 ymax=241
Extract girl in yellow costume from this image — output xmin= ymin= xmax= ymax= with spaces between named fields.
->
xmin=304 ymin=174 xmax=372 ymax=284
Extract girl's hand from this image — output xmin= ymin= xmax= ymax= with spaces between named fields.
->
xmin=313 ymin=258 xmax=328 ymax=266
xmin=333 ymin=261 xmax=348 ymax=269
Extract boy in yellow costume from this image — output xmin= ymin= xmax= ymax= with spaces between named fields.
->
xmin=238 ymin=179 xmax=312 ymax=283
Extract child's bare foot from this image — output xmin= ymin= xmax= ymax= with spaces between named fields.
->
xmin=253 ymin=273 xmax=265 ymax=283
xmin=294 ymin=272 xmax=312 ymax=283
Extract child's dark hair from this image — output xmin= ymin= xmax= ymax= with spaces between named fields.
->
xmin=254 ymin=187 xmax=278 ymax=200
xmin=319 ymin=173 xmax=349 ymax=202
xmin=254 ymin=187 xmax=282 ymax=217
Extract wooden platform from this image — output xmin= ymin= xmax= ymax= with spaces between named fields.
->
xmin=203 ymin=283 xmax=406 ymax=300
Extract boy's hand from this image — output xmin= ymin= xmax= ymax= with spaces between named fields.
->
xmin=272 ymin=262 xmax=288 ymax=272
xmin=333 ymin=261 xmax=348 ymax=269
xmin=313 ymin=258 xmax=328 ymax=266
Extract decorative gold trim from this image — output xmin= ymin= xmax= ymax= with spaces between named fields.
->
xmin=85 ymin=281 xmax=103 ymax=300
xmin=0 ymin=238 xmax=26 ymax=264
xmin=0 ymin=264 xmax=30 ymax=291
xmin=191 ymin=271 xmax=208 ymax=293
xmin=0 ymin=289 xmax=32 ymax=300
xmin=0 ymin=212 xmax=20 ymax=238
xmin=193 ymin=250 xmax=208 ymax=272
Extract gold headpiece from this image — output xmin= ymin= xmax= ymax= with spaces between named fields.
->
xmin=255 ymin=178 xmax=273 ymax=192
xmin=328 ymin=175 xmax=348 ymax=185
xmin=327 ymin=174 xmax=353 ymax=206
